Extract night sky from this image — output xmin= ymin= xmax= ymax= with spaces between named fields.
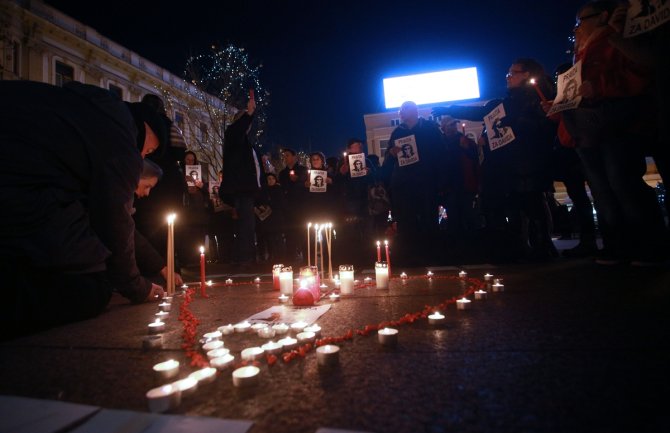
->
xmin=44 ymin=0 xmax=586 ymax=156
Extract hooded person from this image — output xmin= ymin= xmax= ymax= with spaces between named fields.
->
xmin=0 ymin=80 xmax=168 ymax=339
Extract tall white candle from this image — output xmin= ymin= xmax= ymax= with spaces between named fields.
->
xmin=166 ymin=214 xmax=176 ymax=296
xmin=307 ymin=223 xmax=311 ymax=267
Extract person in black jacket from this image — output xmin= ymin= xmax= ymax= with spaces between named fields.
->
xmin=0 ymin=80 xmax=168 ymax=337
xmin=219 ymin=97 xmax=260 ymax=267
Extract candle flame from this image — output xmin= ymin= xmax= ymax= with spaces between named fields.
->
xmin=308 ymin=222 xmax=312 ymax=228
xmin=199 ymin=246 xmax=204 ymax=253
xmin=376 ymin=241 xmax=380 ymax=246
xmin=384 ymin=239 xmax=388 ymax=246
xmin=529 ymin=78 xmax=537 ymax=85
xmin=166 ymin=213 xmax=176 ymax=223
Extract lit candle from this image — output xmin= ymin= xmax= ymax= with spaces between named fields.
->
xmin=375 ymin=261 xmax=389 ymax=289
xmin=290 ymin=321 xmax=308 ymax=333
xmin=165 ymin=214 xmax=176 ymax=296
xmin=296 ymin=331 xmax=316 ymax=344
xmin=529 ymin=78 xmax=548 ymax=102
xmin=232 ymin=366 xmax=260 ymax=388
xmin=493 ymin=278 xmax=503 ymax=285
xmin=456 ymin=298 xmax=472 ymax=310
xmin=459 ymin=270 xmax=467 ymax=279
xmin=155 ymin=311 xmax=169 ymax=321
xmin=484 ymin=273 xmax=494 ymax=281
xmin=426 ymin=271 xmax=434 ymax=278
xmin=492 ymin=282 xmax=505 ymax=292
xmin=234 ymin=321 xmax=251 ymax=333
xmin=461 ymin=122 xmax=466 ymax=135
xmin=203 ymin=330 xmax=222 ymax=341
xmin=251 ymin=323 xmax=268 ymax=333
xmin=279 ymin=266 xmax=293 ymax=295
xmin=364 ymin=276 xmax=372 ymax=283
xmin=272 ymin=323 xmax=289 ymax=335
xmin=254 ymin=277 xmax=261 ymax=284
xmin=292 ymin=281 xmax=315 ymax=306
xmin=199 ymin=246 xmax=206 ymax=297
xmin=319 ymin=227 xmax=325 ymax=282
xmin=474 ymin=289 xmax=488 ymax=300
xmin=400 ymin=272 xmax=408 ymax=279
xmin=258 ymin=326 xmax=276 ymax=339
xmin=428 ymin=312 xmax=446 ymax=325
xmin=339 ymin=265 xmax=354 ymax=295
xmin=278 ymin=336 xmax=298 ymax=351
xmin=261 ymin=340 xmax=283 ymax=355
xmin=316 ymin=344 xmax=340 ymax=367
xmin=314 ymin=224 xmax=319 ymax=269
xmin=241 ymin=347 xmax=265 ymax=361
xmin=384 ymin=240 xmax=391 ymax=277
xmin=225 ymin=278 xmax=233 ymax=285
xmin=206 ymin=348 xmax=230 ymax=360
xmin=142 ymin=335 xmax=163 ymax=350
xmin=307 ymin=223 xmax=311 ymax=267
xmin=327 ymin=223 xmax=333 ymax=281
xmin=158 ymin=301 xmax=171 ymax=312
xmin=278 ymin=294 xmax=289 ymax=304
xmin=162 ymin=296 xmax=173 ymax=303
xmin=148 ymin=318 xmax=166 ymax=334
xmin=377 ymin=327 xmax=398 ymax=346
xmin=329 ymin=293 xmax=340 ymax=302
xmin=210 ymin=353 xmax=235 ymax=370
xmin=202 ymin=340 xmax=224 ymax=352
xmin=146 ymin=384 xmax=181 ymax=413
xmin=189 ymin=367 xmax=217 ymax=385
xmin=171 ymin=377 xmax=198 ymax=397
xmin=304 ymin=324 xmax=321 ymax=337
xmin=153 ymin=359 xmax=180 ymax=380
xmin=376 ymin=241 xmax=381 ymax=262
xmin=218 ymin=324 xmax=235 ymax=335
xmin=272 ymin=264 xmax=283 ymax=291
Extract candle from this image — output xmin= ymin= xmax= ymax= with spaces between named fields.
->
xmin=293 ymin=281 xmax=316 ymax=306
xmin=329 ymin=293 xmax=340 ymax=302
xmin=232 ymin=366 xmax=260 ymax=388
xmin=326 ymin=223 xmax=333 ymax=280
xmin=493 ymin=278 xmax=503 ymax=285
xmin=206 ymin=348 xmax=230 ymax=360
xmin=189 ymin=367 xmax=217 ymax=385
xmin=461 ymin=122 xmax=466 ymax=135
xmin=377 ymin=327 xmax=398 ymax=346
xmin=272 ymin=323 xmax=289 ymax=335
xmin=153 ymin=359 xmax=179 ymax=380
xmin=459 ymin=270 xmax=467 ymax=279
xmin=279 ymin=266 xmax=293 ymax=295
xmin=155 ymin=311 xmax=169 ymax=321
xmin=278 ymin=294 xmax=289 ymax=304
xmin=251 ymin=323 xmax=268 ymax=332
xmin=316 ymin=344 xmax=340 ymax=367
xmin=278 ymin=336 xmax=298 ymax=351
xmin=249 ymin=88 xmax=255 ymax=101
xmin=203 ymin=330 xmax=222 ymax=341
xmin=456 ymin=298 xmax=472 ymax=310
xmin=202 ymin=340 xmax=224 ymax=352
xmin=290 ymin=321 xmax=308 ymax=333
xmin=319 ymin=227 xmax=325 ymax=282
xmin=375 ymin=261 xmax=389 ymax=289
xmin=146 ymin=384 xmax=181 ymax=413
xmin=254 ymin=277 xmax=261 ymax=284
xmin=261 ymin=340 xmax=283 ymax=355
xmin=299 ymin=266 xmax=320 ymax=301
xmin=364 ymin=277 xmax=372 ymax=283
xmin=474 ymin=289 xmax=488 ymax=300
xmin=272 ymin=264 xmax=283 ymax=291
xmin=339 ymin=265 xmax=354 ymax=295
xmin=142 ymin=335 xmax=163 ymax=350
xmin=165 ymin=214 xmax=176 ymax=296
xmin=210 ymin=353 xmax=235 ymax=370
xmin=148 ymin=318 xmax=166 ymax=334
xmin=162 ymin=296 xmax=173 ymax=303
xmin=258 ymin=326 xmax=276 ymax=339
xmin=484 ymin=273 xmax=494 ymax=281
xmin=241 ymin=347 xmax=265 ymax=361
xmin=384 ymin=240 xmax=391 ymax=277
xmin=529 ymin=78 xmax=548 ymax=102
xmin=296 ymin=331 xmax=316 ymax=344
xmin=199 ymin=246 xmax=206 ymax=296
xmin=492 ymin=282 xmax=505 ymax=292
xmin=313 ymin=224 xmax=319 ymax=268
xmin=304 ymin=324 xmax=321 ymax=337
xmin=428 ymin=312 xmax=446 ymax=325
xmin=376 ymin=241 xmax=381 ymax=262
xmin=171 ymin=377 xmax=198 ymax=397
xmin=307 ymin=223 xmax=311 ymax=267
xmin=426 ymin=271 xmax=434 ymax=278
xmin=234 ymin=321 xmax=251 ymax=333
xmin=225 ymin=278 xmax=233 ymax=285
xmin=180 ymin=284 xmax=188 ymax=291
xmin=218 ymin=324 xmax=235 ymax=335
xmin=158 ymin=302 xmax=171 ymax=312
xmin=400 ymin=272 xmax=408 ymax=279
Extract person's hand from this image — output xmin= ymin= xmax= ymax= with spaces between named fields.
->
xmin=579 ymin=80 xmax=594 ymax=99
xmin=145 ymin=283 xmax=165 ymax=302
xmin=304 ymin=179 xmax=310 ymax=188
xmin=326 ymin=177 xmax=333 ymax=185
xmin=459 ymin=136 xmax=473 ymax=149
xmin=540 ymin=100 xmax=554 ymax=114
xmin=194 ymin=179 xmax=204 ymax=189
xmin=388 ymin=146 xmax=400 ymax=157
xmin=160 ymin=267 xmax=184 ymax=286
xmin=289 ymin=172 xmax=298 ymax=182
xmin=339 ymin=163 xmax=349 ymax=175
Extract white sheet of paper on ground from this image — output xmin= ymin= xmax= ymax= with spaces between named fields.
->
xmin=245 ymin=304 xmax=331 ymax=326
xmin=0 ymin=395 xmax=100 ymax=433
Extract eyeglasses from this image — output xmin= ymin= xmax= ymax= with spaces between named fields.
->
xmin=506 ymin=70 xmax=526 ymax=78
xmin=574 ymin=11 xmax=601 ymax=28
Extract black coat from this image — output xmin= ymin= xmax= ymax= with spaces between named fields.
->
xmin=220 ymin=112 xmax=260 ymax=199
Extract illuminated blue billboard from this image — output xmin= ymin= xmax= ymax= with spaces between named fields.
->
xmin=383 ymin=67 xmax=480 ymax=109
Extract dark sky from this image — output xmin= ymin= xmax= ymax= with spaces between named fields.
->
xmin=45 ymin=0 xmax=585 ymax=156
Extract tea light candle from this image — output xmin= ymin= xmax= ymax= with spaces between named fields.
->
xmin=278 ymin=336 xmax=298 ymax=351
xmin=206 ymin=348 xmax=230 ymax=360
xmin=272 ymin=323 xmax=289 ymax=335
xmin=258 ymin=326 xmax=276 ymax=339
xmin=162 ymin=296 xmax=173 ymax=303
xmin=206 ymin=280 xmax=213 ymax=287
xmin=225 ymin=278 xmax=233 ymax=285
xmin=316 ymin=344 xmax=340 ymax=367
xmin=218 ymin=324 xmax=235 ymax=335
xmin=232 ymin=366 xmax=260 ymax=388
xmin=426 ymin=271 xmax=434 ymax=278
xmin=279 ymin=266 xmax=293 ymax=295
xmin=241 ymin=347 xmax=265 ymax=361
xmin=364 ymin=277 xmax=372 ymax=283
xmin=189 ymin=367 xmax=217 ymax=385
xmin=261 ymin=341 xmax=283 ymax=355
xmin=484 ymin=273 xmax=493 ymax=281
xmin=210 ymin=353 xmax=235 ymax=370
xmin=251 ymin=323 xmax=268 ymax=332
xmin=375 ymin=261 xmax=389 ymax=289
xmin=428 ymin=312 xmax=446 ymax=325
xmin=339 ymin=265 xmax=354 ymax=295
xmin=202 ymin=340 xmax=224 ymax=352
xmin=171 ymin=377 xmax=198 ymax=397
xmin=296 ymin=331 xmax=315 ymax=344
xmin=203 ymin=331 xmax=222 ymax=341
xmin=148 ymin=318 xmax=166 ymax=334
xmin=142 ymin=335 xmax=163 ymax=350
xmin=146 ymin=384 xmax=181 ymax=413
xmin=474 ymin=289 xmax=488 ymax=300
xmin=180 ymin=284 xmax=189 ymax=291
xmin=153 ymin=359 xmax=179 ymax=380
xmin=400 ymin=272 xmax=408 ymax=279
xmin=329 ymin=293 xmax=340 ymax=302
xmin=493 ymin=278 xmax=503 ymax=285
xmin=290 ymin=321 xmax=308 ymax=333
xmin=158 ymin=302 xmax=171 ymax=312
xmin=378 ymin=327 xmax=398 ymax=346
xmin=234 ymin=321 xmax=251 ymax=333
xmin=254 ymin=277 xmax=261 ymax=284
xmin=304 ymin=324 xmax=321 ymax=337
xmin=492 ymin=282 xmax=505 ymax=292
xmin=456 ymin=298 xmax=472 ymax=310
xmin=458 ymin=270 xmax=467 ymax=279
xmin=155 ymin=311 xmax=169 ymax=321
xmin=278 ymin=294 xmax=289 ymax=303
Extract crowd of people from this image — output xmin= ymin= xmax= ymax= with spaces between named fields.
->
xmin=0 ymin=0 xmax=667 ymax=335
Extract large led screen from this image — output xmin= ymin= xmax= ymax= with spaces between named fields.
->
xmin=383 ymin=67 xmax=480 ymax=109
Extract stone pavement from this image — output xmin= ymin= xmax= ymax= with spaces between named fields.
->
xmin=1 ymin=241 xmax=669 ymax=433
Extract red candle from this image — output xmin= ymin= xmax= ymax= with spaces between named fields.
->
xmin=461 ymin=123 xmax=466 ymax=135
xmin=249 ymin=88 xmax=255 ymax=101
xmin=376 ymin=241 xmax=381 ymax=262
xmin=272 ymin=264 xmax=283 ymax=291
xmin=384 ymin=240 xmax=391 ymax=276
xmin=199 ymin=246 xmax=206 ymax=297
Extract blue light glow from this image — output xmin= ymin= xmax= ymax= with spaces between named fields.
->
xmin=383 ymin=67 xmax=480 ymax=109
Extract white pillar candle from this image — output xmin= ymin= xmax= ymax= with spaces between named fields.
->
xmin=234 ymin=321 xmax=251 ymax=333
xmin=296 ymin=331 xmax=316 ymax=344
xmin=304 ymin=324 xmax=321 ymax=337
xmin=261 ymin=341 xmax=283 ymax=355
xmin=278 ymin=336 xmax=298 ymax=351
xmin=210 ymin=353 xmax=235 ymax=370
xmin=459 ymin=270 xmax=467 ymax=279
xmin=188 ymin=367 xmax=217 ymax=385
xmin=258 ymin=326 xmax=276 ymax=339
xmin=158 ymin=302 xmax=171 ymax=312
xmin=148 ymin=318 xmax=166 ymax=334
xmin=492 ymin=282 xmax=505 ymax=292
xmin=377 ymin=327 xmax=398 ymax=346
xmin=272 ymin=323 xmax=289 ymax=335
xmin=375 ymin=261 xmax=389 ymax=289
xmin=474 ymin=290 xmax=488 ymax=300
xmin=146 ymin=384 xmax=181 ymax=413
xmin=339 ymin=265 xmax=354 ymax=295
xmin=153 ymin=359 xmax=179 ymax=380
xmin=142 ymin=335 xmax=163 ymax=350
xmin=316 ymin=344 xmax=340 ymax=367
xmin=171 ymin=377 xmax=198 ymax=397
xmin=241 ymin=347 xmax=265 ymax=361
xmin=232 ymin=366 xmax=260 ymax=388
xmin=428 ymin=312 xmax=446 ymax=325
xmin=218 ymin=324 xmax=235 ymax=335
xmin=279 ymin=266 xmax=294 ymax=295
xmin=206 ymin=348 xmax=230 ymax=360
xmin=202 ymin=340 xmax=224 ymax=352
xmin=456 ymin=298 xmax=472 ymax=310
